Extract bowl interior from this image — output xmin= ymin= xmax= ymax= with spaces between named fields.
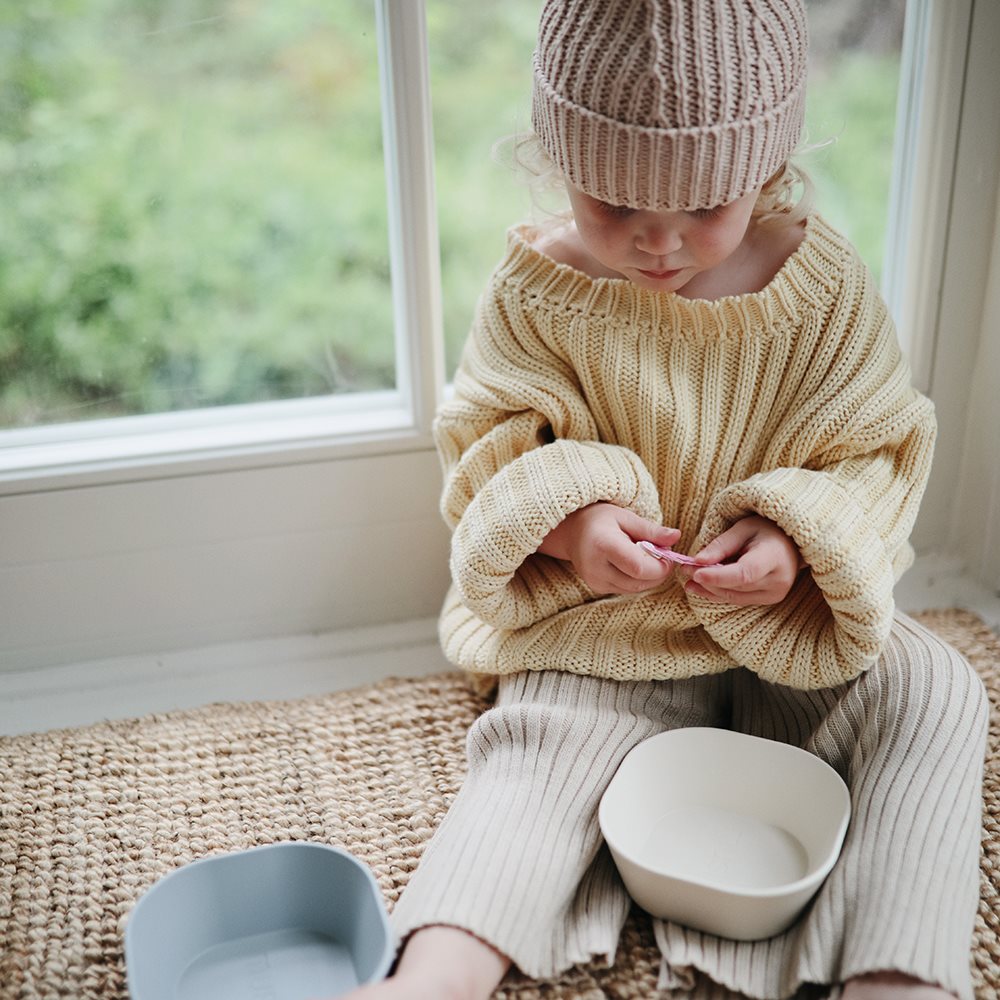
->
xmin=125 ymin=842 xmax=394 ymax=1000
xmin=600 ymin=728 xmax=850 ymax=894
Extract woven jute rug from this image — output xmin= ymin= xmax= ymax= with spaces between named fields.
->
xmin=1 ymin=608 xmax=999 ymax=1000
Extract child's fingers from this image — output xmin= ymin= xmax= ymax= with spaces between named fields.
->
xmin=649 ymin=524 xmax=683 ymax=547
xmin=684 ymin=579 xmax=775 ymax=605
xmin=692 ymin=518 xmax=757 ymax=565
xmin=686 ymin=549 xmax=792 ymax=604
xmin=609 ymin=564 xmax=671 ymax=593
xmin=690 ymin=548 xmax=770 ymax=591
xmin=586 ymin=550 xmax=672 ymax=594
xmin=616 ymin=543 xmax=676 ymax=583
xmin=618 ymin=510 xmax=681 ymax=547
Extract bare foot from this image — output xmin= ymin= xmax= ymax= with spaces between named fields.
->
xmin=332 ymin=925 xmax=510 ymax=1000
xmin=841 ymin=971 xmax=956 ymax=1000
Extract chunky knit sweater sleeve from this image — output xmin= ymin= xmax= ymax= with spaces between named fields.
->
xmin=435 ymin=217 xmax=935 ymax=690
xmin=434 ymin=278 xmax=663 ymax=630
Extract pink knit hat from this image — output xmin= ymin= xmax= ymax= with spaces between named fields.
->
xmin=531 ymin=0 xmax=809 ymax=211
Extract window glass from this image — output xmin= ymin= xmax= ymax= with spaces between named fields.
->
xmin=804 ymin=0 xmax=906 ymax=283
xmin=430 ymin=0 xmax=907 ymax=378
xmin=1 ymin=0 xmax=391 ymax=430
xmin=3 ymin=1 xmax=907 ymax=429
xmin=426 ymin=0 xmax=539 ymax=376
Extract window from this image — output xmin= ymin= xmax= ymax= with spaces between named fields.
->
xmin=3 ymin=0 xmax=394 ymax=429
xmin=804 ymin=0 xmax=906 ymax=285
xmin=0 ymin=0 xmax=442 ymax=488
xmin=1 ymin=0 xmax=911 ymax=483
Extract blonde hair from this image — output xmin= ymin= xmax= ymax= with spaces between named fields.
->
xmin=753 ymin=160 xmax=814 ymax=229
xmin=496 ymin=130 xmax=814 ymax=230
xmin=494 ymin=131 xmax=569 ymax=218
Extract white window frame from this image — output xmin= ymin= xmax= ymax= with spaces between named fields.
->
xmin=1 ymin=0 xmax=998 ymax=681
xmin=882 ymin=0 xmax=973 ymax=392
xmin=886 ymin=0 xmax=1000 ymax=589
xmin=0 ymin=0 xmax=443 ymax=496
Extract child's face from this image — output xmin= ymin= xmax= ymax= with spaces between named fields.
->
xmin=565 ymin=185 xmax=760 ymax=294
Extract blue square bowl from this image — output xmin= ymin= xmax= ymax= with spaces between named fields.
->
xmin=125 ymin=842 xmax=395 ymax=1000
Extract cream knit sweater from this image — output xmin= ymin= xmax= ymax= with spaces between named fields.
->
xmin=435 ymin=215 xmax=936 ymax=691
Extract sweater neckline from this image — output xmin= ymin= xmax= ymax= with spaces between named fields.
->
xmin=496 ymin=214 xmax=850 ymax=328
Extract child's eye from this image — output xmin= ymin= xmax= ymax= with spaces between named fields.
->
xmin=598 ymin=201 xmax=635 ymax=219
xmin=689 ymin=206 xmax=723 ymax=220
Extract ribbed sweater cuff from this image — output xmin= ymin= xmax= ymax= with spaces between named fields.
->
xmin=692 ymin=468 xmax=895 ymax=689
xmin=450 ymin=440 xmax=662 ymax=629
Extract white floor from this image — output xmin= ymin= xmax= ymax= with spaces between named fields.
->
xmin=2 ymin=554 xmax=997 ymax=738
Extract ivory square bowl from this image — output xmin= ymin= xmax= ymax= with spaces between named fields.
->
xmin=125 ymin=842 xmax=395 ymax=1000
xmin=599 ymin=728 xmax=851 ymax=940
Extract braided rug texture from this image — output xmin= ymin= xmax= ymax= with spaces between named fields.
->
xmin=1 ymin=608 xmax=998 ymax=1000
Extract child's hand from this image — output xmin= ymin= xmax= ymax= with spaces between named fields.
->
xmin=677 ymin=515 xmax=804 ymax=606
xmin=537 ymin=502 xmax=681 ymax=595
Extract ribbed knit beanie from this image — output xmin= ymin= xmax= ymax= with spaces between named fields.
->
xmin=531 ymin=0 xmax=809 ymax=210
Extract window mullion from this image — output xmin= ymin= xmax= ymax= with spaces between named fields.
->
xmin=376 ymin=0 xmax=445 ymax=438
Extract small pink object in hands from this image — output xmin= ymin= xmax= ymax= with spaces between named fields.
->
xmin=637 ymin=540 xmax=721 ymax=567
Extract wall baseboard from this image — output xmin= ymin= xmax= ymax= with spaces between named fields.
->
xmin=0 ymin=617 xmax=449 ymax=736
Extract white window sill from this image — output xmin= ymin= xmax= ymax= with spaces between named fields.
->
xmin=0 ymin=616 xmax=449 ymax=736
xmin=0 ymin=391 xmax=429 ymax=495
xmin=894 ymin=552 xmax=1000 ymax=633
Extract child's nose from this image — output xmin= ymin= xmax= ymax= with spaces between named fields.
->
xmin=634 ymin=215 xmax=682 ymax=255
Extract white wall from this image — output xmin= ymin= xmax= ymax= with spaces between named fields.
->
xmin=0 ymin=448 xmax=450 ymax=671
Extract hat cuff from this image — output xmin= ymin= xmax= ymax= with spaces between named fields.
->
xmin=531 ymin=66 xmax=807 ymax=211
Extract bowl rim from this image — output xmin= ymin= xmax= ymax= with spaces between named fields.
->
xmin=598 ymin=728 xmax=852 ymax=900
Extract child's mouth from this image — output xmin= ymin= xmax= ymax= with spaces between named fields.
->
xmin=638 ymin=267 xmax=682 ymax=280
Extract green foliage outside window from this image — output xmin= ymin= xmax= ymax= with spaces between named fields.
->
xmin=2 ymin=0 xmax=392 ymax=426
xmin=0 ymin=0 xmax=903 ymax=429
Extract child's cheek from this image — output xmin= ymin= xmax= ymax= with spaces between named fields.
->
xmin=696 ymin=228 xmax=737 ymax=264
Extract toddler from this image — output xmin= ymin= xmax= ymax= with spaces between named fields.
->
xmin=344 ymin=1 xmax=989 ymax=997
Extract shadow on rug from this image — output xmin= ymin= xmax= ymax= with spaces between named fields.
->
xmin=1 ymin=609 xmax=998 ymax=1000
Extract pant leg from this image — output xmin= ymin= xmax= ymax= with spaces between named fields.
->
xmin=654 ymin=612 xmax=989 ymax=1000
xmin=390 ymin=667 xmax=731 ymax=979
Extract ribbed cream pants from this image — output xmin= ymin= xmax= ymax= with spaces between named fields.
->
xmin=391 ymin=613 xmax=989 ymax=999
